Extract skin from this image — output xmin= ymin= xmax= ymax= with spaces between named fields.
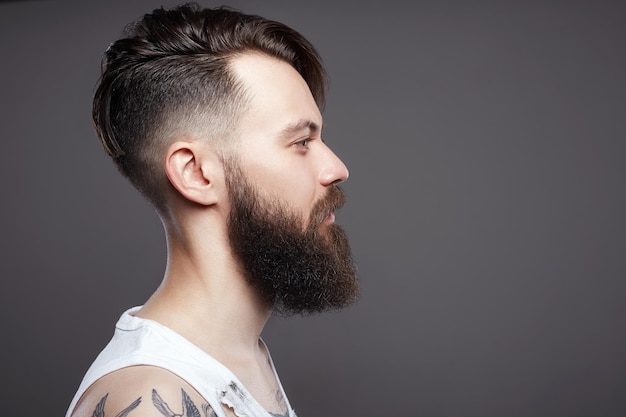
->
xmin=71 ymin=52 xmax=348 ymax=417
xmin=229 ymin=52 xmax=349 ymax=226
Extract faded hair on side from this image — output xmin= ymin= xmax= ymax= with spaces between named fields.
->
xmin=92 ymin=2 xmax=327 ymax=213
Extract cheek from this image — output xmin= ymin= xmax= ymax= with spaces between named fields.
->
xmin=265 ymin=169 xmax=317 ymax=216
xmin=274 ymin=173 xmax=316 ymax=211
xmin=239 ymin=150 xmax=318 ymax=213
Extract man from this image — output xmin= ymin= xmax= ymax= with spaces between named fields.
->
xmin=65 ymin=3 xmax=358 ymax=417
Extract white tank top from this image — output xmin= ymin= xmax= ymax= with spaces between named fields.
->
xmin=65 ymin=306 xmax=296 ymax=417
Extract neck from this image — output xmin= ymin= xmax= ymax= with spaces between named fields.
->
xmin=137 ymin=215 xmax=271 ymax=363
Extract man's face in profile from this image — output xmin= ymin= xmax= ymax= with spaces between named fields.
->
xmin=223 ymin=53 xmax=359 ymax=315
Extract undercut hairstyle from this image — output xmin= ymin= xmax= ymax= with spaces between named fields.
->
xmin=92 ymin=2 xmax=327 ymax=213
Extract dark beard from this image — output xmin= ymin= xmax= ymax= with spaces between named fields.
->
xmin=225 ymin=162 xmax=359 ymax=316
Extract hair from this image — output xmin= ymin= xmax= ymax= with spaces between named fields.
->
xmin=92 ymin=2 xmax=327 ymax=213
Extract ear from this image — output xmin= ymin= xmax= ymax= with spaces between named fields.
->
xmin=164 ymin=140 xmax=223 ymax=206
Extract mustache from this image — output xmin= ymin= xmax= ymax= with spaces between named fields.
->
xmin=307 ymin=186 xmax=345 ymax=231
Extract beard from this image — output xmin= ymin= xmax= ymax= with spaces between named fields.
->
xmin=225 ymin=161 xmax=359 ymax=317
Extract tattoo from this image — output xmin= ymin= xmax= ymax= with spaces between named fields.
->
xmin=90 ymin=389 xmax=216 ymax=417
xmin=91 ymin=394 xmax=107 ymax=417
xmin=151 ymin=389 xmax=178 ymax=416
xmin=91 ymin=394 xmax=141 ymax=417
xmin=270 ymin=389 xmax=288 ymax=417
xmin=202 ymin=403 xmax=219 ymax=417
xmin=152 ymin=388 xmax=217 ymax=417
xmin=181 ymin=390 xmax=201 ymax=417
xmin=275 ymin=389 xmax=285 ymax=406
xmin=118 ymin=398 xmax=142 ymax=417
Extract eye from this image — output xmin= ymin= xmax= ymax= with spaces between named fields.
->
xmin=294 ymin=138 xmax=312 ymax=149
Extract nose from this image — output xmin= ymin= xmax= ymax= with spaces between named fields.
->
xmin=319 ymin=143 xmax=349 ymax=186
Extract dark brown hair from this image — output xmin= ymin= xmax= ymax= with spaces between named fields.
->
xmin=92 ymin=2 xmax=327 ymax=212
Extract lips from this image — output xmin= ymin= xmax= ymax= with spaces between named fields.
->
xmin=308 ymin=186 xmax=344 ymax=232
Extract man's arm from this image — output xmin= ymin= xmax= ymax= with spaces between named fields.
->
xmin=70 ymin=366 xmax=222 ymax=417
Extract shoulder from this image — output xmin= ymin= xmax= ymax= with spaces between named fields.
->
xmin=70 ymin=365 xmax=220 ymax=417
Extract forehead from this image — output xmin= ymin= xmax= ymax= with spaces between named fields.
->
xmin=229 ymin=53 xmax=323 ymax=138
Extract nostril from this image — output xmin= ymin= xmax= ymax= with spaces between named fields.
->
xmin=320 ymin=167 xmax=348 ymax=186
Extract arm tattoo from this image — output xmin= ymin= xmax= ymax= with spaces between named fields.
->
xmin=152 ymin=388 xmax=217 ymax=417
xmin=202 ymin=403 xmax=218 ymax=417
xmin=118 ymin=398 xmax=142 ymax=417
xmin=180 ymin=389 xmax=201 ymax=417
xmin=91 ymin=394 xmax=141 ymax=417
xmin=151 ymin=389 xmax=178 ymax=417
xmin=90 ymin=389 xmax=216 ymax=417
xmin=91 ymin=394 xmax=107 ymax=417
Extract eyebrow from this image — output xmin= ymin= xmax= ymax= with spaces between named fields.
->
xmin=277 ymin=119 xmax=321 ymax=139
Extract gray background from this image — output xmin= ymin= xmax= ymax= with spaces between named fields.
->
xmin=1 ymin=0 xmax=625 ymax=416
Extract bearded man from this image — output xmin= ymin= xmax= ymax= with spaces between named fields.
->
xmin=65 ymin=3 xmax=358 ymax=417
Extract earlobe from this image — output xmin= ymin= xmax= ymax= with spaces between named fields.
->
xmin=164 ymin=141 xmax=220 ymax=206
